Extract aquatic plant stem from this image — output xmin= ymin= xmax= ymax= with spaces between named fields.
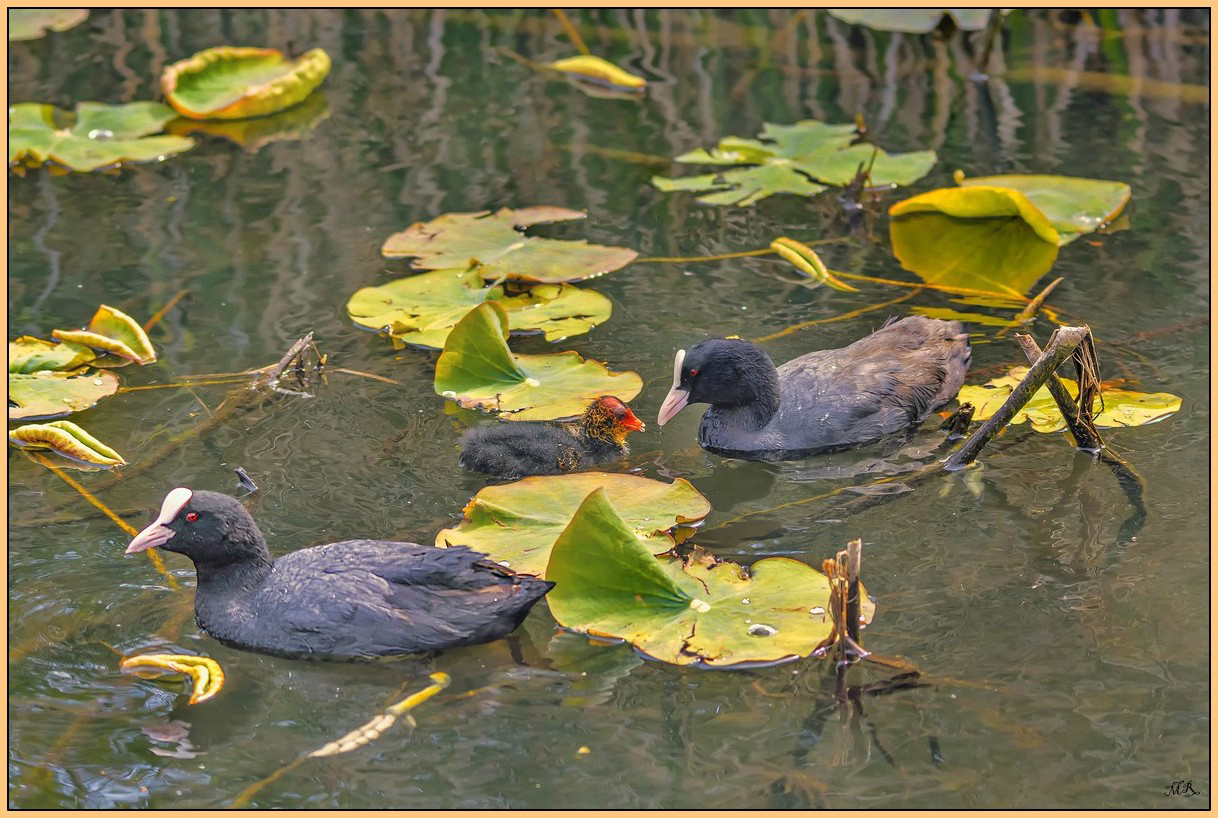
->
xmin=551 ymin=9 xmax=590 ymax=55
xmin=996 ymin=276 xmax=1063 ymax=338
xmin=142 ymin=288 xmax=189 ymax=331
xmin=32 ymin=453 xmax=178 ymax=589
xmin=752 ymin=289 xmax=922 ymax=343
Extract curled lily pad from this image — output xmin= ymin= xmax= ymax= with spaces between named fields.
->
xmin=827 ymin=8 xmax=996 ymax=33
xmin=9 ymin=420 xmax=125 ymax=467
xmin=435 ymin=472 xmax=710 ymax=578
xmin=546 ymin=489 xmax=875 ymax=668
xmin=653 ymin=119 xmax=936 ymax=206
xmin=382 ymin=206 xmax=638 ymax=284
xmin=9 ymin=336 xmax=96 ymax=373
xmin=957 ymin=367 xmax=1183 ymax=433
xmin=120 ymin=653 xmax=225 ymax=705
xmin=163 ymin=90 xmax=330 ymax=151
xmin=52 ymin=304 xmax=156 ymax=364
xmin=346 ymin=267 xmax=613 ymax=349
xmin=890 ymin=210 xmax=1059 ymax=300
xmin=8 ymin=368 xmax=119 ymax=420
xmin=546 ymin=55 xmax=646 ymax=90
xmin=161 ymin=46 xmax=331 ymax=120
xmin=434 ymin=302 xmax=641 ymax=421
xmin=954 ymin=171 xmax=1132 ymax=244
xmin=9 ymin=101 xmax=194 ymax=173
xmin=8 ymin=9 xmax=88 ymax=41
xmin=770 ymin=237 xmax=858 ymax=292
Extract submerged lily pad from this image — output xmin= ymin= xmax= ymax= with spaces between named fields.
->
xmin=161 ymin=46 xmax=331 ymax=120
xmin=52 ymin=304 xmax=156 ymax=364
xmin=164 ymin=90 xmax=330 ymax=151
xmin=347 ymin=267 xmax=613 ymax=349
xmin=9 ymin=420 xmax=125 ymax=467
xmin=9 ymin=9 xmax=88 ymax=41
xmin=827 ymin=8 xmax=995 ymax=33
xmin=9 ymin=101 xmax=195 ymax=172
xmin=652 ymin=119 xmax=936 ymax=206
xmin=9 ymin=336 xmax=96 ymax=374
xmin=547 ymin=55 xmax=646 ymax=90
xmin=382 ymin=207 xmax=638 ymax=284
xmin=8 ymin=368 xmax=119 ymax=420
xmin=546 ymin=489 xmax=874 ymax=668
xmin=434 ymin=302 xmax=641 ymax=420
xmin=889 ymin=210 xmax=1059 ymax=300
xmin=957 ymin=367 xmax=1183 ymax=433
xmin=435 ymin=472 xmax=710 ymax=578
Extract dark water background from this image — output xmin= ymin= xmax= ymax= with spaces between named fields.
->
xmin=7 ymin=9 xmax=1210 ymax=808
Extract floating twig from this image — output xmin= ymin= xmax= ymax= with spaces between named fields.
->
xmin=142 ymin=289 xmax=190 ymax=332
xmin=997 ymin=275 xmax=1063 ymax=338
xmin=1013 ymin=332 xmax=1102 ymax=451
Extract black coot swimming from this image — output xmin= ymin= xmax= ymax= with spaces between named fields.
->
xmin=656 ymin=316 xmax=971 ymax=460
xmin=126 ymin=488 xmax=553 ymax=660
xmin=460 ymin=395 xmax=645 ymax=479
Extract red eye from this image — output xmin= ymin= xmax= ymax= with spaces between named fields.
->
xmin=185 ymin=512 xmax=199 ymax=523
xmin=689 ymin=368 xmax=699 ymax=377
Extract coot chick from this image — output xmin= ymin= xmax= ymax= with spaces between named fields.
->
xmin=656 ymin=316 xmax=971 ymax=460
xmin=126 ymin=488 xmax=553 ymax=660
xmin=460 ymin=395 xmax=645 ymax=479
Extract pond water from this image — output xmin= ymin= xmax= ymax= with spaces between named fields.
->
xmin=7 ymin=9 xmax=1210 ymax=809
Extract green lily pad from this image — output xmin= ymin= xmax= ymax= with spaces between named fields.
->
xmin=890 ymin=210 xmax=1059 ymax=300
xmin=434 ymin=302 xmax=642 ymax=421
xmin=9 ymin=9 xmax=88 ymax=41
xmin=652 ymin=119 xmax=936 ymax=206
xmin=545 ymin=489 xmax=874 ymax=668
xmin=8 ymin=368 xmax=119 ymax=420
xmin=435 ymin=472 xmax=711 ymax=578
xmin=382 ymin=206 xmax=638 ymax=284
xmin=956 ymin=172 xmax=1132 ymax=244
xmin=957 ymin=367 xmax=1183 ymax=433
xmin=52 ymin=304 xmax=157 ymax=364
xmin=9 ymin=420 xmax=125 ymax=467
xmin=161 ymin=46 xmax=331 ymax=120
xmin=827 ymin=9 xmax=996 ymax=33
xmin=346 ymin=267 xmax=613 ymax=349
xmin=9 ymin=336 xmax=96 ymax=374
xmin=163 ymin=90 xmax=330 ymax=151
xmin=9 ymin=101 xmax=195 ymax=172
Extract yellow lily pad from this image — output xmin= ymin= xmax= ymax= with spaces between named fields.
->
xmin=52 ymin=304 xmax=156 ymax=364
xmin=120 ymin=653 xmax=225 ymax=705
xmin=161 ymin=46 xmax=331 ymax=120
xmin=770 ymin=237 xmax=858 ymax=292
xmin=890 ymin=185 xmax=1062 ymax=245
xmin=547 ymin=55 xmax=646 ymax=90
xmin=9 ymin=335 xmax=96 ymax=373
xmin=434 ymin=302 xmax=641 ymax=421
xmin=955 ymin=171 xmax=1132 ymax=243
xmin=8 ymin=368 xmax=119 ymax=420
xmin=346 ymin=266 xmax=613 ymax=349
xmin=163 ymin=90 xmax=330 ymax=151
xmin=957 ymin=366 xmax=1183 ymax=433
xmin=382 ymin=206 xmax=638 ymax=284
xmin=435 ymin=472 xmax=711 ymax=578
xmin=8 ymin=9 xmax=88 ymax=41
xmin=9 ymin=420 xmax=125 ymax=467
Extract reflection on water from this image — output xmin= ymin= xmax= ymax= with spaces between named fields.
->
xmin=7 ymin=8 xmax=1210 ymax=809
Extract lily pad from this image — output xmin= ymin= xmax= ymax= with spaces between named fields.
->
xmin=9 ymin=420 xmax=126 ymax=467
xmin=9 ymin=9 xmax=88 ymax=41
xmin=435 ymin=472 xmax=710 ymax=578
xmin=653 ymin=119 xmax=936 ymax=206
xmin=9 ymin=336 xmax=96 ymax=374
xmin=890 ymin=210 xmax=1059 ymax=300
xmin=163 ymin=90 xmax=330 ymax=151
xmin=957 ymin=367 xmax=1183 ymax=433
xmin=827 ymin=9 xmax=995 ymax=33
xmin=382 ymin=206 xmax=638 ymax=284
xmin=161 ymin=46 xmax=331 ymax=120
xmin=9 ymin=101 xmax=195 ymax=172
xmin=547 ymin=55 xmax=646 ymax=90
xmin=434 ymin=302 xmax=641 ymax=420
xmin=545 ymin=488 xmax=874 ymax=668
xmin=956 ymin=172 xmax=1132 ymax=244
xmin=346 ymin=267 xmax=613 ymax=349
xmin=52 ymin=304 xmax=157 ymax=364
xmin=8 ymin=368 xmax=119 ymax=420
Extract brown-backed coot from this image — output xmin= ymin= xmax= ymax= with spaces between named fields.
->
xmin=460 ymin=395 xmax=645 ymax=479
xmin=126 ymin=488 xmax=553 ymax=660
xmin=656 ymin=316 xmax=971 ymax=460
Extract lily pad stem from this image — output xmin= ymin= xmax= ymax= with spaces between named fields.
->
xmin=551 ymin=9 xmax=590 ymax=55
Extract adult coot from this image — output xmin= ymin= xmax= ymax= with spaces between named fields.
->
xmin=656 ymin=316 xmax=971 ymax=460
xmin=126 ymin=488 xmax=553 ymax=660
xmin=460 ymin=395 xmax=645 ymax=479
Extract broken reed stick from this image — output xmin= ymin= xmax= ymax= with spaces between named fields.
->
xmin=943 ymin=326 xmax=1091 ymax=471
xmin=844 ymin=538 xmax=862 ymax=648
xmin=1013 ymin=332 xmax=1103 ymax=451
